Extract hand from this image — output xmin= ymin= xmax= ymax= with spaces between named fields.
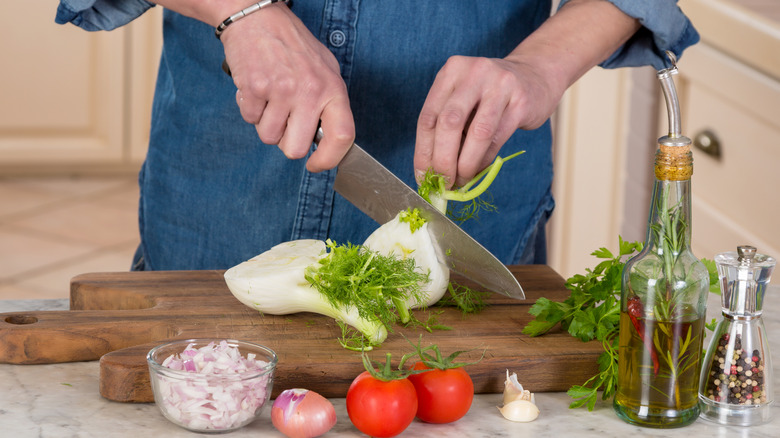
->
xmin=414 ymin=55 xmax=561 ymax=188
xmin=414 ymin=0 xmax=641 ymax=189
xmin=219 ymin=4 xmax=354 ymax=172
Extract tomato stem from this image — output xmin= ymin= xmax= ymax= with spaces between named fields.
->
xmin=361 ymin=351 xmax=423 ymax=382
xmin=400 ymin=335 xmax=485 ymax=370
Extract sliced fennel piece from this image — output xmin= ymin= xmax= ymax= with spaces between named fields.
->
xmin=363 ymin=211 xmax=450 ymax=308
xmin=418 ymin=150 xmax=524 ymax=219
xmin=224 ymin=239 xmax=387 ymax=345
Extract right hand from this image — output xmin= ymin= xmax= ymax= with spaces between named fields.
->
xmin=219 ymin=3 xmax=355 ymax=172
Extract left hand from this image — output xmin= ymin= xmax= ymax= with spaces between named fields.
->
xmin=414 ymin=55 xmax=562 ymax=188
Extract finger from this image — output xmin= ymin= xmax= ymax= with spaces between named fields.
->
xmin=414 ymin=97 xmax=447 ymax=183
xmin=256 ymin=98 xmax=291 ymax=148
xmin=236 ymin=89 xmax=266 ymax=125
xmin=306 ymin=96 xmax=355 ymax=172
xmin=415 ymin=64 xmax=463 ymax=183
xmin=278 ymin=109 xmax=320 ymax=163
xmin=233 ymin=62 xmax=277 ymax=122
xmin=430 ymin=85 xmax=481 ymax=188
xmin=456 ymin=91 xmax=510 ymax=186
xmin=483 ymin=112 xmax=522 ymax=168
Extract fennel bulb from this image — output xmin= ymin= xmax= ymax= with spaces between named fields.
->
xmin=362 ymin=210 xmax=449 ymax=308
xmin=224 ymin=239 xmax=388 ymax=345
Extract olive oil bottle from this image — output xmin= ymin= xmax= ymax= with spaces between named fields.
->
xmin=613 ymin=53 xmax=710 ymax=428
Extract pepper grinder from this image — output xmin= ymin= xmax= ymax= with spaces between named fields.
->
xmin=699 ymin=245 xmax=776 ymax=425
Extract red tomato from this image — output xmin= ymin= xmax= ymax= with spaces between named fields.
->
xmin=407 ymin=362 xmax=474 ymax=423
xmin=346 ymin=370 xmax=418 ymax=437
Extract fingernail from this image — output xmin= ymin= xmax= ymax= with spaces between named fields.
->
xmin=415 ymin=169 xmax=426 ymax=184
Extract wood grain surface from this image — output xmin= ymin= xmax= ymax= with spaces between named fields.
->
xmin=0 ymin=266 xmax=601 ymax=403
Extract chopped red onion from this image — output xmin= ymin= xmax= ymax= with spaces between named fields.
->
xmin=155 ymin=340 xmax=272 ymax=431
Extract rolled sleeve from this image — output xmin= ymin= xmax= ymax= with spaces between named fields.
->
xmin=558 ymin=0 xmax=700 ymax=70
xmin=55 ymin=0 xmax=154 ymax=31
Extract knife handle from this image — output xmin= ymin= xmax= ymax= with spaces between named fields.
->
xmin=313 ymin=125 xmax=324 ymax=145
xmin=222 ymin=59 xmax=232 ymax=77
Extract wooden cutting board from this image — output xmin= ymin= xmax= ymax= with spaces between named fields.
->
xmin=0 ymin=266 xmax=601 ymax=403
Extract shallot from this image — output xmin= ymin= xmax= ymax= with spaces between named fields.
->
xmin=155 ymin=340 xmax=273 ymax=431
xmin=271 ymin=388 xmax=337 ymax=438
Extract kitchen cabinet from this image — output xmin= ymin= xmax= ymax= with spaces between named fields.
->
xmin=0 ymin=3 xmax=161 ymax=175
xmin=676 ymin=0 xmax=780 ymax=261
xmin=548 ymin=64 xmax=658 ymax=278
xmin=549 ymin=0 xmax=780 ymax=278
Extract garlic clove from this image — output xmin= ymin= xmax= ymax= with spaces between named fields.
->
xmin=503 ymin=370 xmax=534 ymax=405
xmin=498 ymin=399 xmax=540 ymax=422
xmin=500 ymin=370 xmax=539 ymax=422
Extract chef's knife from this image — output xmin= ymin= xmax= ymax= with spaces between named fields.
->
xmin=315 ymin=128 xmax=524 ymax=299
xmin=218 ymin=62 xmax=522 ymax=297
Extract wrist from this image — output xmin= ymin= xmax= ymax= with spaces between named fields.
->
xmin=504 ymin=49 xmax=569 ymax=105
xmin=208 ymin=1 xmax=252 ymax=27
xmin=148 ymin=0 xmax=256 ymax=27
xmin=214 ymin=0 xmax=289 ymax=40
xmin=507 ymin=0 xmax=639 ymax=91
xmin=195 ymin=0 xmax=276 ymax=28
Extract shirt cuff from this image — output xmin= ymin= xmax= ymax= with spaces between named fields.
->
xmin=55 ymin=0 xmax=155 ymax=31
xmin=557 ymin=0 xmax=700 ymax=70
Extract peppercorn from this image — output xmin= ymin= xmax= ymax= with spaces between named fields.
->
xmin=703 ymin=333 xmax=767 ymax=406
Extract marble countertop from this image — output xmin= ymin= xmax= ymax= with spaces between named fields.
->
xmin=2 ymin=289 xmax=778 ymax=437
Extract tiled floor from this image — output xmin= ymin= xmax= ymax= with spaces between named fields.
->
xmin=0 ymin=176 xmax=139 ymax=300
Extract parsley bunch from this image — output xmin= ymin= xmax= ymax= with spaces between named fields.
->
xmin=523 ymin=237 xmax=719 ymax=411
xmin=522 ymin=237 xmax=643 ymax=410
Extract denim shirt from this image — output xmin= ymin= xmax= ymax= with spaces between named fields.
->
xmin=55 ymin=1 xmax=699 ymax=270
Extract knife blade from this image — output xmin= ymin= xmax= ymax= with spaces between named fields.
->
xmin=315 ymin=128 xmax=524 ymax=299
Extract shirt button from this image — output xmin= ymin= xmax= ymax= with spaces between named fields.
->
xmin=329 ymin=30 xmax=346 ymax=47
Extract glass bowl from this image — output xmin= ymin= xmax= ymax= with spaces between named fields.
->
xmin=147 ymin=338 xmax=278 ymax=433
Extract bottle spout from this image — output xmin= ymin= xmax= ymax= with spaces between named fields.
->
xmin=657 ymin=51 xmax=691 ymax=148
